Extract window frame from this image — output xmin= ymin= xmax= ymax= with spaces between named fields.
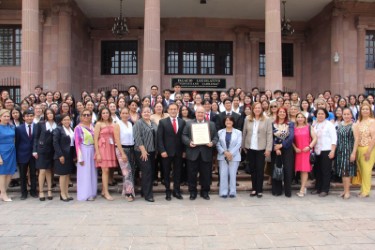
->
xmin=0 ymin=25 xmax=22 ymax=66
xmin=366 ymin=31 xmax=375 ymax=70
xmin=101 ymin=40 xmax=138 ymax=75
xmin=259 ymin=42 xmax=294 ymax=77
xmin=165 ymin=40 xmax=233 ymax=76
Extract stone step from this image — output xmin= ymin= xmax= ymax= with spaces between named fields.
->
xmin=7 ymin=177 xmax=373 ymax=194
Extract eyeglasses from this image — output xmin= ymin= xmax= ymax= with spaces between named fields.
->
xmin=82 ymin=114 xmax=91 ymax=117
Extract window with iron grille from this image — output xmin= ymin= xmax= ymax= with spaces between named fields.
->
xmin=1 ymin=86 xmax=21 ymax=104
xmin=366 ymin=31 xmax=375 ymax=69
xmin=259 ymin=42 xmax=294 ymax=77
xmin=101 ymin=41 xmax=138 ymax=75
xmin=0 ymin=26 xmax=21 ymax=66
xmin=165 ymin=41 xmax=232 ymax=75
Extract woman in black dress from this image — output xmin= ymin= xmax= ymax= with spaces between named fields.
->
xmin=33 ymin=108 xmax=57 ymax=201
xmin=53 ymin=114 xmax=76 ymax=202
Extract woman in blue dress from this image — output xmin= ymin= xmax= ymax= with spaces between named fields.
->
xmin=0 ymin=109 xmax=17 ymax=202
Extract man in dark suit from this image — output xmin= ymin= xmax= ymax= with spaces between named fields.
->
xmin=162 ymin=89 xmax=174 ymax=109
xmin=203 ymin=99 xmax=217 ymax=123
xmin=145 ymin=85 xmax=159 ymax=108
xmin=157 ymin=103 xmax=186 ymax=201
xmin=216 ymin=98 xmax=243 ymax=131
xmin=125 ymin=85 xmax=138 ymax=103
xmin=15 ymin=110 xmax=37 ymax=200
xmin=182 ymin=106 xmax=218 ymax=200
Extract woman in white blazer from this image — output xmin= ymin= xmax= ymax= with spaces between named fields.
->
xmin=216 ymin=115 xmax=242 ymax=198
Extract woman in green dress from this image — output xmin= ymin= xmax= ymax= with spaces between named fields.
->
xmin=335 ymin=108 xmax=358 ymax=199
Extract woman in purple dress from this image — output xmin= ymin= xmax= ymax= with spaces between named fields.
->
xmin=74 ymin=109 xmax=97 ymax=201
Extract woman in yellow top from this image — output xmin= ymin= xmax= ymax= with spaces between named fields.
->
xmin=356 ymin=102 xmax=375 ymax=197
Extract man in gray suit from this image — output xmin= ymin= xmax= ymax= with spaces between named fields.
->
xmin=182 ymin=107 xmax=218 ymax=200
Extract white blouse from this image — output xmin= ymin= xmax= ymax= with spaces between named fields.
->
xmin=118 ymin=120 xmax=134 ymax=146
xmin=63 ymin=126 xmax=74 ymax=146
xmin=313 ymin=120 xmax=337 ymax=155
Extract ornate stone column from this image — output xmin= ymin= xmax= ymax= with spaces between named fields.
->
xmin=250 ymin=37 xmax=259 ymax=89
xmin=234 ymin=27 xmax=249 ymax=90
xmin=265 ymin=0 xmax=282 ymax=91
xmin=21 ymin=0 xmax=39 ymax=97
xmin=56 ymin=3 xmax=72 ymax=93
xmin=142 ymin=0 xmax=161 ymax=97
xmin=357 ymin=24 xmax=366 ymax=93
xmin=330 ymin=9 xmax=345 ymax=95
xmin=39 ymin=11 xmax=45 ymax=85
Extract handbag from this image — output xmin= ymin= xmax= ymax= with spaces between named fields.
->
xmin=308 ymin=125 xmax=316 ymax=165
xmin=272 ymin=156 xmax=284 ymax=181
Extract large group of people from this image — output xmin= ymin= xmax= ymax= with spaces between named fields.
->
xmin=0 ymin=83 xmax=374 ymax=202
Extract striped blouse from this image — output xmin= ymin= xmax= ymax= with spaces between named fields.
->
xmin=133 ymin=118 xmax=158 ymax=152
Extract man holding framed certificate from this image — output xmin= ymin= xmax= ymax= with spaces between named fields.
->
xmin=182 ymin=107 xmax=218 ymax=200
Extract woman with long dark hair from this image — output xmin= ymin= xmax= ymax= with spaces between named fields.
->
xmin=94 ymin=107 xmax=118 ymax=201
xmin=33 ymin=108 xmax=57 ymax=201
xmin=271 ymin=106 xmax=295 ymax=197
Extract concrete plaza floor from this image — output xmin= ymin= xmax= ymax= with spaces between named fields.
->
xmin=1 ymin=191 xmax=375 ymax=250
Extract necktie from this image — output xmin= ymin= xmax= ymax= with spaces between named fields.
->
xmin=151 ymin=98 xmax=155 ymax=107
xmin=28 ymin=124 xmax=32 ymax=139
xmin=172 ymin=118 xmax=177 ymax=134
xmin=206 ymin=113 xmax=209 ymax=121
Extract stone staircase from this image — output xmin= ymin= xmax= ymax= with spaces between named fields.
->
xmin=8 ymin=168 xmax=375 ymax=195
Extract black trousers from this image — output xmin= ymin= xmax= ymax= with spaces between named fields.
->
xmin=154 ymin=153 xmax=164 ymax=181
xmin=18 ymin=158 xmax=37 ymax=196
xmin=247 ymin=149 xmax=265 ymax=194
xmin=162 ymin=155 xmax=183 ymax=193
xmin=314 ymin=151 xmax=332 ymax=193
xmin=187 ymin=153 xmax=211 ymax=194
xmin=271 ymin=147 xmax=294 ymax=197
xmin=134 ymin=151 xmax=155 ymax=200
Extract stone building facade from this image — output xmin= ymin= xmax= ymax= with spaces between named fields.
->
xmin=0 ymin=0 xmax=374 ymax=101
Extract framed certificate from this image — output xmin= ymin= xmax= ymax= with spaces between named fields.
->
xmin=191 ymin=123 xmax=211 ymax=145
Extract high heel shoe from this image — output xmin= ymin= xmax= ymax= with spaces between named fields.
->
xmin=1 ymin=196 xmax=12 ymax=202
xmin=39 ymin=192 xmax=45 ymax=201
xmin=250 ymin=191 xmax=257 ymax=197
xmin=47 ymin=190 xmax=53 ymax=200
xmin=60 ymin=195 xmax=70 ymax=202
xmin=101 ymin=194 xmax=114 ymax=201
xmin=343 ymin=193 xmax=351 ymax=200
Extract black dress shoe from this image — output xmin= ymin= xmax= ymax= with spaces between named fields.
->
xmin=250 ymin=191 xmax=257 ymax=197
xmin=67 ymin=197 xmax=74 ymax=201
xmin=229 ymin=194 xmax=236 ymax=198
xmin=189 ymin=193 xmax=197 ymax=200
xmin=166 ymin=193 xmax=171 ymax=201
xmin=20 ymin=195 xmax=27 ymax=200
xmin=145 ymin=198 xmax=155 ymax=202
xmin=201 ymin=193 xmax=210 ymax=200
xmin=173 ymin=192 xmax=183 ymax=200
xmin=257 ymin=193 xmax=263 ymax=198
xmin=30 ymin=192 xmax=38 ymax=198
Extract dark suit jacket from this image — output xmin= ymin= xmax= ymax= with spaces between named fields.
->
xmin=215 ymin=111 xmax=243 ymax=131
xmin=162 ymin=99 xmax=174 ymax=111
xmin=206 ymin=111 xmax=217 ymax=123
xmin=53 ymin=126 xmax=75 ymax=160
xmin=15 ymin=123 xmax=34 ymax=164
xmin=182 ymin=120 xmax=218 ymax=162
xmin=157 ymin=117 xmax=186 ymax=157
xmin=33 ymin=122 xmax=55 ymax=154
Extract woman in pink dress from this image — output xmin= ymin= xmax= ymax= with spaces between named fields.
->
xmin=94 ymin=107 xmax=118 ymax=201
xmin=293 ymin=112 xmax=317 ymax=197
